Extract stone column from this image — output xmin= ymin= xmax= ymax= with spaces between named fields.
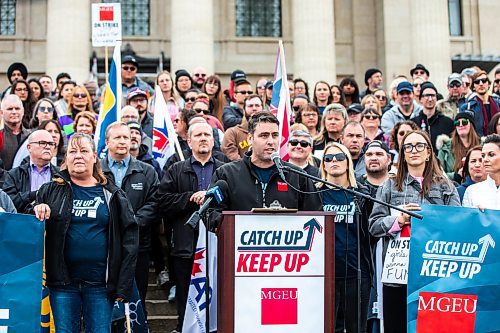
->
xmin=46 ymin=0 xmax=91 ymax=83
xmin=410 ymin=0 xmax=451 ymax=94
xmin=292 ymin=0 xmax=336 ymax=85
xmin=171 ymin=0 xmax=214 ymax=75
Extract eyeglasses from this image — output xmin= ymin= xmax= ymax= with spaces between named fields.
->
xmin=413 ymin=83 xmax=421 ymax=88
xmin=122 ymin=66 xmax=137 ymax=72
xmin=454 ymin=119 xmax=469 ymax=127
xmin=364 ymin=114 xmax=380 ymax=120
xmin=374 ymin=95 xmax=386 ymax=101
xmin=194 ymin=73 xmax=206 ymax=77
xmin=323 ymin=153 xmax=347 ymax=162
xmin=494 ymin=79 xmax=500 ymax=84
xmin=15 ymin=87 xmax=29 ymax=92
xmin=257 ymin=85 xmax=266 ymax=90
xmin=402 ymin=142 xmax=428 ymax=153
xmin=174 ymin=119 xmax=181 ymax=123
xmin=73 ymin=93 xmax=87 ymax=99
xmin=31 ymin=141 xmax=56 ymax=148
xmin=295 ymin=87 xmax=305 ymax=91
xmin=292 ymin=105 xmax=301 ymax=112
xmin=414 ymin=70 xmax=426 ymax=76
xmin=38 ymin=106 xmax=55 ymax=113
xmin=236 ymin=90 xmax=253 ymax=95
xmin=449 ymin=82 xmax=462 ymax=88
xmin=302 ymin=112 xmax=317 ymax=118
xmin=421 ymin=93 xmax=437 ymax=99
xmin=193 ymin=108 xmax=210 ymax=115
xmin=185 ymin=97 xmax=196 ymax=103
xmin=474 ymin=78 xmax=489 ymax=85
xmin=289 ymin=139 xmax=311 ymax=148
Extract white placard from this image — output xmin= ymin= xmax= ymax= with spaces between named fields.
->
xmin=234 ymin=215 xmax=325 ymax=276
xmin=92 ymin=3 xmax=122 ymax=47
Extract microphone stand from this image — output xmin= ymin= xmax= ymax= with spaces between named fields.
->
xmin=280 ymin=164 xmax=423 ymax=333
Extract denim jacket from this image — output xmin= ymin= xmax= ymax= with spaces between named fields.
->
xmin=368 ymin=175 xmax=460 ymax=267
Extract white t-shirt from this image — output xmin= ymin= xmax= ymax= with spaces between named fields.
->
xmin=462 ymin=176 xmax=500 ymax=210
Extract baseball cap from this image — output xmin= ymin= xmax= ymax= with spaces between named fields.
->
xmin=397 ymin=81 xmax=413 ymax=94
xmin=231 ymin=69 xmax=246 ymax=83
xmin=127 ymin=121 xmax=143 ymax=134
xmin=127 ymin=87 xmax=147 ymax=101
xmin=365 ymin=140 xmax=390 ymax=154
xmin=122 ymin=55 xmax=138 ymax=68
xmin=347 ymin=103 xmax=363 ymax=114
xmin=448 ymin=73 xmax=462 ymax=85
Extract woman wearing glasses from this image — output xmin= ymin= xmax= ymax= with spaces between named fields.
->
xmin=11 ymin=79 xmax=36 ymax=128
xmin=29 ymin=98 xmax=58 ymax=128
xmin=295 ymin=103 xmax=321 ymax=137
xmin=369 ymin=130 xmax=460 ymax=333
xmin=361 ymin=108 xmax=388 ymax=145
xmin=437 ymin=112 xmax=480 ymax=182
xmin=39 ymin=119 xmax=66 ymax=166
xmin=319 ymin=142 xmax=373 ymax=333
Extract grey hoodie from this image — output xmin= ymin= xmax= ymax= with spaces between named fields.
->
xmin=381 ymin=101 xmax=422 ymax=133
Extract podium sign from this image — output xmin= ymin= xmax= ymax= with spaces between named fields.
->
xmin=218 ymin=213 xmax=334 ymax=333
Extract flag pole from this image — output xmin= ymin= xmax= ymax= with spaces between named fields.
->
xmin=104 ymin=46 xmax=109 ymax=85
xmin=124 ymin=302 xmax=132 ymax=333
xmin=278 ymin=40 xmax=292 ymax=122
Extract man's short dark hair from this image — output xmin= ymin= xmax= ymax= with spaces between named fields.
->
xmin=244 ymin=94 xmax=262 ymax=108
xmin=56 ymin=72 xmax=71 ymax=83
xmin=248 ymin=112 xmax=279 ymax=134
xmin=484 ymin=133 xmax=500 ymax=147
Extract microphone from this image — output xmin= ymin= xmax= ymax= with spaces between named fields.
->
xmin=185 ymin=180 xmax=228 ymax=229
xmin=270 ymin=152 xmax=286 ymax=182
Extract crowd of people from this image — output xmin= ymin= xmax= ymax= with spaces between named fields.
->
xmin=0 ymin=58 xmax=499 ymax=333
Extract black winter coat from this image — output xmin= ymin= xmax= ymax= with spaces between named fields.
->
xmin=101 ymin=157 xmax=158 ymax=252
xmin=412 ymin=111 xmax=454 ymax=152
xmin=158 ymin=157 xmax=225 ymax=257
xmin=36 ymin=170 xmax=138 ymax=301
xmin=3 ymin=158 xmax=59 ymax=213
xmin=212 ymin=155 xmax=323 ymax=211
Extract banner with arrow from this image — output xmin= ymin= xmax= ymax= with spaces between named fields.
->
xmin=407 ymin=205 xmax=500 ymax=333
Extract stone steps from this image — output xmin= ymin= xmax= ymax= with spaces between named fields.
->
xmin=145 ymin=271 xmax=178 ymax=333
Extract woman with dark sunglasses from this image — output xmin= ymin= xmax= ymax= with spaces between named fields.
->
xmin=29 ymin=98 xmax=58 ymax=129
xmin=369 ymin=130 xmax=459 ymax=333
xmin=361 ymin=108 xmax=388 ymax=145
xmin=319 ymin=141 xmax=374 ymax=333
xmin=437 ymin=112 xmax=480 ymax=182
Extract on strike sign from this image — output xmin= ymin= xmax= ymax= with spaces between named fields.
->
xmin=92 ymin=3 xmax=122 ymax=47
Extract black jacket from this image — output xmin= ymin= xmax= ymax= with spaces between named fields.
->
xmin=212 ymin=154 xmax=323 ymax=211
xmin=101 ymin=157 xmax=158 ymax=252
xmin=36 ymin=170 xmax=138 ymax=301
xmin=3 ymin=158 xmax=59 ymax=213
xmin=137 ymin=143 xmax=162 ymax=177
xmin=412 ymin=110 xmax=454 ymax=152
xmin=158 ymin=157 xmax=225 ymax=257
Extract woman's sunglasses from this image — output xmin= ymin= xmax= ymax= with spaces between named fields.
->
xmin=289 ymin=139 xmax=311 ymax=148
xmin=323 ymin=153 xmax=347 ymax=162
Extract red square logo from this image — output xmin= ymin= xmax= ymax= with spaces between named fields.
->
xmin=277 ymin=181 xmax=288 ymax=192
xmin=261 ymin=288 xmax=298 ymax=325
xmin=99 ymin=7 xmax=114 ymax=21
xmin=416 ymin=292 xmax=477 ymax=333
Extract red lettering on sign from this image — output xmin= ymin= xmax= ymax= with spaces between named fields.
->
xmin=236 ymin=253 xmax=282 ymax=272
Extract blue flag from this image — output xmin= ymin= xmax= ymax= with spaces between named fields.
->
xmin=112 ymin=280 xmax=149 ymax=333
xmin=408 ymin=205 xmax=500 ymax=333
xmin=0 ymin=213 xmax=44 ymax=332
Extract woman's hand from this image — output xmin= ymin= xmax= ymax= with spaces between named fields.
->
xmin=398 ymin=203 xmax=421 ymax=228
xmin=34 ymin=204 xmax=51 ymax=221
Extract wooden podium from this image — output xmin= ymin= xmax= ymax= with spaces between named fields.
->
xmin=217 ymin=211 xmax=335 ymax=333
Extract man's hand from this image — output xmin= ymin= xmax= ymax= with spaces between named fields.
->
xmin=190 ymin=191 xmax=207 ymax=206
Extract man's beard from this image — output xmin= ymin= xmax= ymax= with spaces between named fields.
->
xmin=367 ymin=165 xmax=387 ymax=176
xmin=130 ymin=142 xmax=140 ymax=151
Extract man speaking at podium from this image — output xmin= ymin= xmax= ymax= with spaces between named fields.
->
xmin=212 ymin=112 xmax=322 ymax=212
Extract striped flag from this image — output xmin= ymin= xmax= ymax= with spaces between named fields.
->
xmin=269 ymin=40 xmax=291 ymax=160
xmin=182 ymin=220 xmax=218 ymax=333
xmin=152 ymin=85 xmax=182 ymax=168
xmin=95 ymin=42 xmax=122 ymax=158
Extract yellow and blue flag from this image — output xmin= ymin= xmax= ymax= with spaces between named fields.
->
xmin=95 ymin=42 xmax=122 ymax=158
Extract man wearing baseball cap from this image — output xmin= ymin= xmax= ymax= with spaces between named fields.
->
xmin=381 ymin=81 xmax=423 ymax=133
xmin=127 ymin=87 xmax=153 ymax=139
xmin=436 ymin=73 xmax=466 ymax=119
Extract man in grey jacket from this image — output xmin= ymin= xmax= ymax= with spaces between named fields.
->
xmin=381 ymin=81 xmax=422 ymax=133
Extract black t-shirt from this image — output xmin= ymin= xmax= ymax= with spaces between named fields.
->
xmin=322 ymin=188 xmax=370 ymax=279
xmin=65 ymin=183 xmax=109 ymax=283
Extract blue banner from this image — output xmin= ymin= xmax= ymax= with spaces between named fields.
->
xmin=408 ymin=205 xmax=500 ymax=333
xmin=112 ymin=280 xmax=149 ymax=333
xmin=0 ymin=213 xmax=44 ymax=332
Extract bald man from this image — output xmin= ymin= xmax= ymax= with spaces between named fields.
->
xmin=3 ymin=130 xmax=59 ymax=213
